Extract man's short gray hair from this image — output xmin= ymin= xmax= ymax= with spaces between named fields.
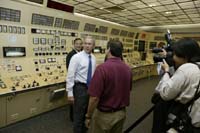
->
xmin=84 ymin=36 xmax=95 ymax=45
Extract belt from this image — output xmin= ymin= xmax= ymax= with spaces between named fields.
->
xmin=98 ymin=107 xmax=125 ymax=113
xmin=75 ymin=81 xmax=87 ymax=86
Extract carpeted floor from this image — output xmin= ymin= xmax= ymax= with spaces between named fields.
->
xmin=0 ymin=76 xmax=160 ymax=133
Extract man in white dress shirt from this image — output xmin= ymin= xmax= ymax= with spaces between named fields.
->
xmin=66 ymin=36 xmax=96 ymax=133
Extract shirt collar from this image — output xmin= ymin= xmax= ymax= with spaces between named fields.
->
xmin=106 ymin=57 xmax=121 ymax=62
xmin=73 ymin=49 xmax=79 ymax=53
xmin=83 ymin=50 xmax=91 ymax=56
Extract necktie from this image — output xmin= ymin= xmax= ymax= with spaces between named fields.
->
xmin=87 ymin=55 xmax=92 ymax=86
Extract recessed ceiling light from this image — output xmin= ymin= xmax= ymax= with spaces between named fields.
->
xmin=100 ymin=7 xmax=104 ymax=9
xmin=165 ymin=11 xmax=172 ymax=14
xmin=149 ymin=4 xmax=156 ymax=7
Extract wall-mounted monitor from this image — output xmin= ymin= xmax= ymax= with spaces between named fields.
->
xmin=111 ymin=28 xmax=120 ymax=35
xmin=98 ymin=26 xmax=108 ymax=34
xmin=138 ymin=40 xmax=145 ymax=52
xmin=120 ymin=30 xmax=128 ymax=37
xmin=92 ymin=46 xmax=102 ymax=53
xmin=3 ymin=47 xmax=26 ymax=57
xmin=84 ymin=23 xmax=96 ymax=32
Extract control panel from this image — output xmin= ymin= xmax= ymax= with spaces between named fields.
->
xmin=0 ymin=0 xmax=156 ymax=95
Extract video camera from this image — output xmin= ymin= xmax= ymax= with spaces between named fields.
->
xmin=152 ymin=30 xmax=174 ymax=66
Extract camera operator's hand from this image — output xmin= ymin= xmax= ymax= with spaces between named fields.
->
xmin=160 ymin=49 xmax=167 ymax=57
xmin=162 ymin=59 xmax=170 ymax=72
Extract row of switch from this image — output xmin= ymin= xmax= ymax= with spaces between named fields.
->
xmin=11 ymin=81 xmax=40 ymax=91
xmin=35 ymin=52 xmax=68 ymax=56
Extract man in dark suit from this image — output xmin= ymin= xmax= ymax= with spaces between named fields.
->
xmin=66 ymin=38 xmax=83 ymax=69
xmin=66 ymin=38 xmax=83 ymax=121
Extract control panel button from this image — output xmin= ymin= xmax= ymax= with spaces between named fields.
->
xmin=11 ymin=86 xmax=16 ymax=91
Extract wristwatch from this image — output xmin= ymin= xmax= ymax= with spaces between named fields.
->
xmin=165 ymin=71 xmax=171 ymax=77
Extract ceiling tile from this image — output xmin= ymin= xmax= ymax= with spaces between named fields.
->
xmin=172 ymin=10 xmax=185 ymax=15
xmin=141 ymin=8 xmax=156 ymax=13
xmin=142 ymin=14 xmax=153 ymax=18
xmin=131 ymin=9 xmax=142 ymax=14
xmin=92 ymin=0 xmax=106 ymax=3
xmin=153 ymin=6 xmax=168 ymax=12
xmin=61 ymin=0 xmax=79 ymax=5
xmin=158 ymin=0 xmax=176 ymax=5
xmin=179 ymin=18 xmax=191 ymax=21
xmin=177 ymin=14 xmax=188 ymax=19
xmin=142 ymin=0 xmax=161 ymax=6
xmin=74 ymin=0 xmax=89 ymax=2
xmin=123 ymin=0 xmax=138 ymax=2
xmin=187 ymin=13 xmax=200 ymax=17
xmin=193 ymin=20 xmax=200 ymax=23
xmin=114 ymin=12 xmax=127 ymax=16
xmin=120 ymin=3 xmax=134 ymax=8
xmin=172 ymin=19 xmax=181 ymax=21
xmin=100 ymin=2 xmax=115 ymax=8
xmin=178 ymin=2 xmax=195 ymax=9
xmin=126 ymin=5 xmax=139 ymax=10
xmin=194 ymin=1 xmax=200 ymax=7
xmin=107 ymin=0 xmax=126 ymax=4
xmin=165 ymin=4 xmax=180 ymax=10
xmin=123 ymin=11 xmax=136 ymax=15
xmin=132 ymin=15 xmax=145 ymax=19
xmin=75 ymin=3 xmax=95 ymax=10
xmin=85 ymin=1 xmax=101 ymax=8
xmin=175 ymin=0 xmax=191 ymax=2
xmin=130 ymin=1 xmax=148 ymax=8
xmin=191 ymin=17 xmax=200 ymax=21
xmin=184 ymin=8 xmax=199 ymax=13
xmin=158 ymin=17 xmax=169 ymax=20
xmin=67 ymin=0 xmax=200 ymax=27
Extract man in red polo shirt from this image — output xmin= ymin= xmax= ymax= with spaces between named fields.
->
xmin=85 ymin=40 xmax=132 ymax=133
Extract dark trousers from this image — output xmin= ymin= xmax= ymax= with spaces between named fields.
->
xmin=152 ymin=100 xmax=200 ymax=133
xmin=152 ymin=100 xmax=172 ymax=133
xmin=193 ymin=127 xmax=200 ymax=133
xmin=69 ymin=105 xmax=73 ymax=122
xmin=73 ymin=83 xmax=89 ymax=133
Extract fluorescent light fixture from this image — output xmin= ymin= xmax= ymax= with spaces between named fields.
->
xmin=12 ymin=0 xmax=44 ymax=6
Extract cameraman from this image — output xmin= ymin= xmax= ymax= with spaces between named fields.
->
xmin=152 ymin=38 xmax=200 ymax=133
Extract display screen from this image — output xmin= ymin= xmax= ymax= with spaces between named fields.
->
xmin=3 ymin=47 xmax=26 ymax=57
xmin=98 ymin=26 xmax=108 ymax=34
xmin=93 ymin=46 xmax=102 ymax=53
xmin=111 ymin=28 xmax=120 ymax=35
xmin=84 ymin=23 xmax=96 ymax=32
xmin=138 ymin=40 xmax=145 ymax=52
